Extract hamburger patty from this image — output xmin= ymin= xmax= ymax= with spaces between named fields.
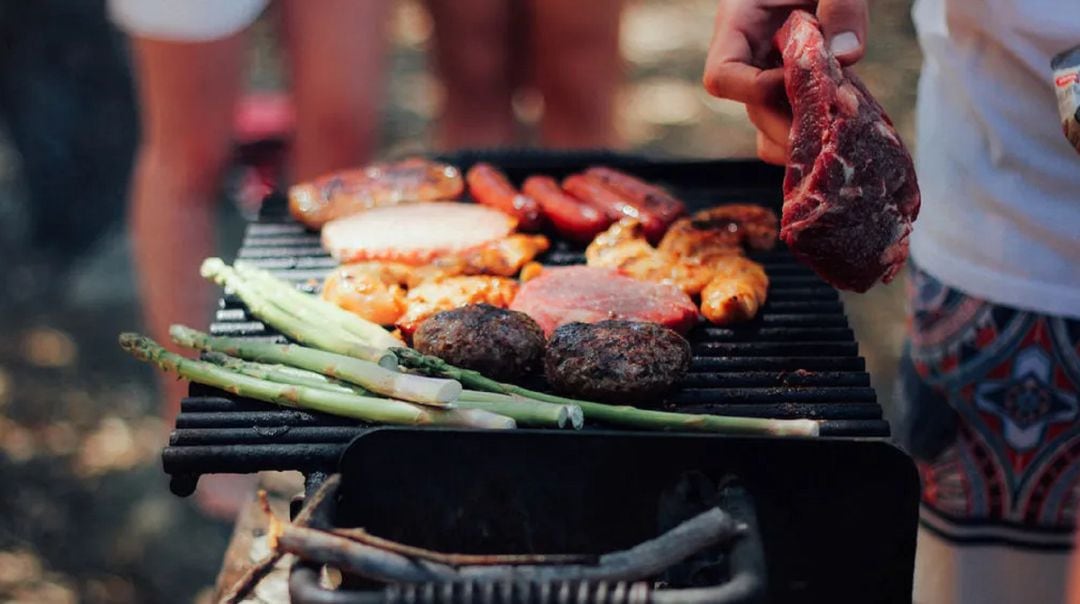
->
xmin=413 ymin=304 xmax=545 ymax=381
xmin=544 ymin=320 xmax=691 ymax=405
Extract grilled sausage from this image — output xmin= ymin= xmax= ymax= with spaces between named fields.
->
xmin=584 ymin=167 xmax=687 ymax=225
xmin=288 ymin=158 xmax=463 ymax=229
xmin=522 ymin=176 xmax=612 ymax=243
xmin=545 ymin=320 xmax=691 ymax=405
xmin=466 ymin=163 xmax=544 ymax=231
xmin=414 ymin=304 xmax=546 ymax=381
xmin=562 ymin=174 xmax=667 ymax=243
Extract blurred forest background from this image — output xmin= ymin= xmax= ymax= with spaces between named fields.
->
xmin=0 ymin=0 xmax=920 ymax=602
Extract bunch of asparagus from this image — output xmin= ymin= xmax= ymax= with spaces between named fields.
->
xmin=119 ymin=258 xmax=820 ymax=436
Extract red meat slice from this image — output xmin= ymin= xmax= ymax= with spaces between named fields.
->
xmin=509 ymin=266 xmax=699 ymax=336
xmin=776 ymin=11 xmax=920 ymax=292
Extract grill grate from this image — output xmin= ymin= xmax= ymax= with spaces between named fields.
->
xmin=163 ymin=155 xmax=891 ymax=496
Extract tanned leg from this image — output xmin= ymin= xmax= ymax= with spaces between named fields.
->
xmin=426 ymin=0 xmax=516 ymax=149
xmin=529 ymin=0 xmax=623 ymax=148
xmin=128 ymin=34 xmax=248 ymax=427
xmin=280 ymin=0 xmax=391 ymax=180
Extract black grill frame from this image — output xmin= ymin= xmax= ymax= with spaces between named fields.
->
xmin=163 ymin=152 xmax=892 ymax=496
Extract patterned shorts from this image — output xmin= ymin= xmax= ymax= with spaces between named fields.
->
xmin=895 ymin=263 xmax=1080 ymax=546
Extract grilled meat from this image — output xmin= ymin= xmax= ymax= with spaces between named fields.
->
xmin=396 ymin=276 xmax=519 ymax=338
xmin=431 ymin=234 xmax=550 ymax=278
xmin=466 ymin=163 xmax=544 ymax=230
xmin=658 ymin=204 xmax=779 ymax=262
xmin=586 ymin=216 xmax=771 ymax=324
xmin=322 ymin=202 xmax=517 ymax=265
xmin=544 ymin=320 xmax=691 ymax=404
xmin=585 ymin=219 xmax=715 ymax=295
xmin=414 ymin=304 xmax=545 ymax=381
xmin=510 ymin=266 xmax=700 ymax=337
xmin=289 ymin=158 xmax=463 ymax=229
xmin=700 ymin=256 xmax=769 ymax=324
xmin=583 ymin=167 xmax=687 ymax=226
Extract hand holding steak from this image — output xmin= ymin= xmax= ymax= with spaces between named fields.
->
xmin=775 ymin=10 xmax=920 ymax=292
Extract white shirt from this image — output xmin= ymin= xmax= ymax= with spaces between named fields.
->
xmin=911 ymin=0 xmax=1080 ymax=319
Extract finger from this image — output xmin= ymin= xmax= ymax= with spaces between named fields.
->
xmin=756 ymin=131 xmax=787 ymax=165
xmin=816 ymin=0 xmax=869 ymax=65
xmin=702 ymin=6 xmax=788 ymax=105
xmin=746 ymin=103 xmax=792 ymax=151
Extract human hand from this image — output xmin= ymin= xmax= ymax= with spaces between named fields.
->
xmin=702 ymin=0 xmax=869 ymax=164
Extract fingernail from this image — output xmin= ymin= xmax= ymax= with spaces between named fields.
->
xmin=830 ymin=31 xmax=860 ymax=57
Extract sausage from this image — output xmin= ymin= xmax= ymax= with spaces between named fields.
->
xmin=466 ymin=163 xmax=544 ymax=231
xmin=561 ymin=174 xmax=668 ymax=242
xmin=584 ymin=166 xmax=687 ymax=225
xmin=522 ymin=176 xmax=612 ymax=243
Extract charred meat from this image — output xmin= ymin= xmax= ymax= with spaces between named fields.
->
xmin=414 ymin=304 xmax=545 ymax=381
xmin=544 ymin=320 xmax=691 ymax=405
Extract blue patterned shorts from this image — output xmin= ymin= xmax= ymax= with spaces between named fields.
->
xmin=895 ymin=263 xmax=1080 ymax=543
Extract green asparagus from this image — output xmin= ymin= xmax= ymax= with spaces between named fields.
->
xmin=200 ymin=258 xmax=395 ymax=368
xmin=392 ymin=347 xmax=820 ymax=437
xmin=171 ymin=325 xmax=462 ymax=407
xmin=120 ymin=334 xmax=513 ymax=429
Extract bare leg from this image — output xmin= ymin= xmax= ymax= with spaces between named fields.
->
xmin=529 ymin=0 xmax=623 ymax=148
xmin=426 ymin=0 xmax=516 ymax=149
xmin=280 ymin=0 xmax=391 ymax=180
xmin=128 ymin=35 xmax=247 ymax=426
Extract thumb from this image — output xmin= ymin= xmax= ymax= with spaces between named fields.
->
xmin=816 ymin=0 xmax=869 ymax=65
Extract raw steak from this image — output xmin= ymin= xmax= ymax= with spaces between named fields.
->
xmin=322 ymin=202 xmax=516 ymax=264
xmin=775 ymin=10 xmax=920 ymax=292
xmin=509 ymin=266 xmax=699 ymax=336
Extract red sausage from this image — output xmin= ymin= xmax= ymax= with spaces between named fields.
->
xmin=466 ymin=163 xmax=544 ymax=231
xmin=562 ymin=174 xmax=667 ymax=242
xmin=584 ymin=166 xmax=686 ymax=224
xmin=522 ymin=176 xmax=612 ymax=243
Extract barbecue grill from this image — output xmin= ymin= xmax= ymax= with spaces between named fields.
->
xmin=159 ymin=151 xmax=919 ymax=601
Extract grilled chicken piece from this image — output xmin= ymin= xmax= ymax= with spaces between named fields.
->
xmin=289 ymin=158 xmax=464 ymax=229
xmin=432 ymin=234 xmax=550 ymax=277
xmin=396 ymin=276 xmax=519 ymax=338
xmin=585 ymin=216 xmax=771 ymax=324
xmin=321 ymin=262 xmax=445 ymax=326
xmin=700 ymin=256 xmax=769 ymax=324
xmin=585 ymin=219 xmax=714 ymax=295
xmin=658 ymin=204 xmax=779 ymax=262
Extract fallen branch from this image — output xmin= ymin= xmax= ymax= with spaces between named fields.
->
xmin=220 ymin=476 xmax=342 ymax=604
xmin=330 ymin=527 xmax=595 ymax=567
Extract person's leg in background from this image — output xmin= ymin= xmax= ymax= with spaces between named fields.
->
xmin=280 ymin=0 xmax=390 ymax=180
xmin=127 ymin=34 xmax=248 ymax=427
xmin=528 ymin=0 xmax=622 ymax=148
xmin=425 ymin=0 xmax=517 ymax=149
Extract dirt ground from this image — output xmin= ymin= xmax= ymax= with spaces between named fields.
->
xmin=0 ymin=1 xmax=920 ymax=601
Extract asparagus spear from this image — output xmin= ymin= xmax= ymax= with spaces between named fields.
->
xmin=171 ymin=325 xmax=462 ymax=407
xmin=202 ymin=350 xmax=581 ymax=429
xmin=234 ymin=260 xmax=402 ymax=351
xmin=200 ymin=258 xmax=395 ymax=368
xmin=120 ymin=334 xmax=513 ymax=429
xmin=392 ymin=348 xmax=821 ymax=437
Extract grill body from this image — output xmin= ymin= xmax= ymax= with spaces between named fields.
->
xmin=164 ymin=153 xmax=899 ymax=495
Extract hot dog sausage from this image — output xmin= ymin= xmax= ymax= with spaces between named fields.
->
xmin=522 ymin=176 xmax=611 ymax=243
xmin=466 ymin=163 xmax=544 ymax=231
xmin=584 ymin=166 xmax=687 ymax=225
xmin=562 ymin=174 xmax=667 ymax=242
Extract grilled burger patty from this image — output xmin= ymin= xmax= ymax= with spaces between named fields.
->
xmin=413 ymin=304 xmax=545 ymax=381
xmin=544 ymin=320 xmax=691 ymax=405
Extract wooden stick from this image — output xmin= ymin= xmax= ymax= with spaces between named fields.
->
xmin=220 ymin=476 xmax=342 ymax=604
xmin=455 ymin=507 xmax=742 ymax=583
xmin=275 ymin=524 xmax=460 ymax=583
xmin=329 ymin=527 xmax=595 ymax=567
xmin=276 ymin=507 xmax=741 ymax=586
